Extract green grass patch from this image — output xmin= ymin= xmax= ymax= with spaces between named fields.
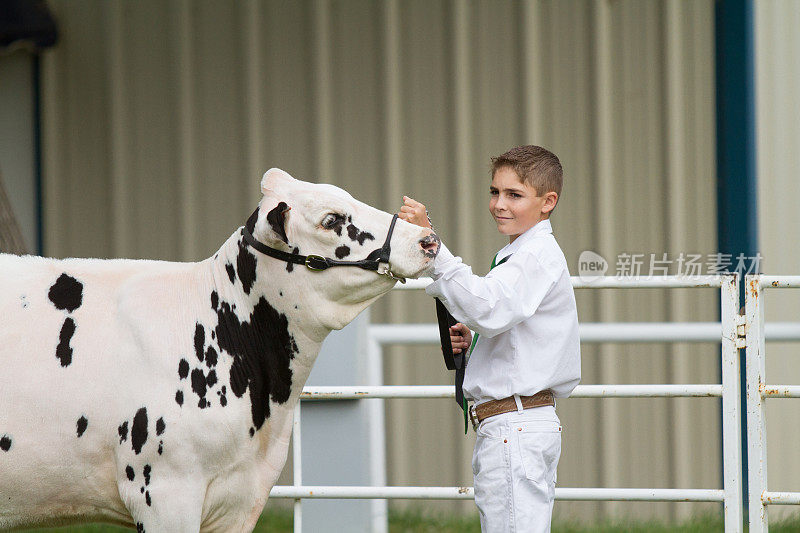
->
xmin=22 ymin=509 xmax=800 ymax=532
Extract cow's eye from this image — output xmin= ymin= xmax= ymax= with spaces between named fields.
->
xmin=321 ymin=213 xmax=344 ymax=229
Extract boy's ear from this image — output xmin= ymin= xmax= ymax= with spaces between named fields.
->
xmin=542 ymin=192 xmax=558 ymax=214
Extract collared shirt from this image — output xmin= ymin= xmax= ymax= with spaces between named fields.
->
xmin=425 ymin=219 xmax=581 ymax=404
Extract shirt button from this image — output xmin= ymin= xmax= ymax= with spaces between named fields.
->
xmin=518 ymin=427 xmax=522 ymax=431
xmin=503 ymin=439 xmax=507 ymax=444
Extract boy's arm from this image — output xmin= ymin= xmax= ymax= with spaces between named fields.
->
xmin=426 ymin=244 xmax=557 ymax=338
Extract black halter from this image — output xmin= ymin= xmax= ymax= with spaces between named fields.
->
xmin=242 ymin=211 xmax=406 ymax=283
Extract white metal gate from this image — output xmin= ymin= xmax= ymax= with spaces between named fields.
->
xmin=271 ymin=274 xmax=745 ymax=532
xmin=744 ymin=275 xmax=800 ymax=532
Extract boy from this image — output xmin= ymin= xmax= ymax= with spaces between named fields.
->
xmin=398 ymin=145 xmax=580 ymax=532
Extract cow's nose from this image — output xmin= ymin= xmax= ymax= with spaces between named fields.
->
xmin=419 ymin=232 xmax=441 ymax=258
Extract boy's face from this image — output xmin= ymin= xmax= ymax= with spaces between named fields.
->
xmin=489 ymin=166 xmax=557 ymax=243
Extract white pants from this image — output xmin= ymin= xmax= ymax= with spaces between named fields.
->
xmin=472 ymin=405 xmax=561 ymax=533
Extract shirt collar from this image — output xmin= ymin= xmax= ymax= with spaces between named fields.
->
xmin=497 ymin=219 xmax=552 ymax=260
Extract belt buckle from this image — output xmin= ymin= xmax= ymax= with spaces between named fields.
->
xmin=469 ymin=404 xmax=479 ymax=431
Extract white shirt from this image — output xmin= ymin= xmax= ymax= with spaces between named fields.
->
xmin=425 ymin=219 xmax=581 ymax=404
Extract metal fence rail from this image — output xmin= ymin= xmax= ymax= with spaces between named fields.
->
xmin=745 ymin=275 xmax=800 ymax=532
xmin=271 ymin=275 xmax=744 ymax=533
xmin=271 ymin=486 xmax=725 ymax=502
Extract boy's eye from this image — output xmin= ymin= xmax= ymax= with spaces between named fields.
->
xmin=321 ymin=213 xmax=345 ymax=229
xmin=489 ymin=189 xmax=499 ymax=196
xmin=509 ymin=192 xmax=521 ymax=198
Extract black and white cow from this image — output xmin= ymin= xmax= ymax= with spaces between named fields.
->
xmin=0 ymin=168 xmax=439 ymax=532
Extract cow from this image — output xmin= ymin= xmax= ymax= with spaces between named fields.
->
xmin=0 ymin=168 xmax=440 ymax=532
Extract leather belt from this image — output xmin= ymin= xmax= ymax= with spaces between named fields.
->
xmin=469 ymin=390 xmax=555 ymax=429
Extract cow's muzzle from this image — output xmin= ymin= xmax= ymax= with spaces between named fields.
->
xmin=419 ymin=233 xmax=441 ymax=258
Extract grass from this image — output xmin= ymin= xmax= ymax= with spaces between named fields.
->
xmin=22 ymin=509 xmax=800 ymax=532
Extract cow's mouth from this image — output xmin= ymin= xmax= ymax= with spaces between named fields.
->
xmin=419 ymin=233 xmax=441 ymax=258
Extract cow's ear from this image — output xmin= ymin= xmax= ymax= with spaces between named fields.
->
xmin=261 ymin=168 xmax=295 ymax=195
xmin=262 ymin=201 xmax=291 ymax=245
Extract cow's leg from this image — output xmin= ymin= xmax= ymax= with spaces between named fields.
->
xmin=117 ymin=475 xmax=205 ymax=533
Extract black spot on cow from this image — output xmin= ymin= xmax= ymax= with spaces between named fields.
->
xmin=215 ymin=297 xmax=297 ymax=430
xmin=145 ymin=491 xmax=151 ymax=507
xmin=245 ymin=206 xmax=259 ymax=235
xmin=347 ymin=223 xmax=375 ymax=245
xmin=294 ymin=305 xmax=298 ymax=309
xmin=210 ymin=291 xmax=219 ymax=310
xmin=194 ymin=324 xmax=205 ymax=362
xmin=131 ymin=408 xmax=148 ymax=455
xmin=329 ymin=216 xmax=345 ymax=236
xmin=217 ymin=385 xmax=228 ymax=407
xmin=155 ymin=418 xmax=165 ymax=436
xmin=178 ymin=359 xmax=189 ymax=380
xmin=225 ymin=263 xmax=236 ymax=284
xmin=158 ymin=441 xmax=163 ymax=455
xmin=140 ymin=486 xmax=144 ymax=494
xmin=286 ymin=247 xmax=299 ymax=273
xmin=175 ymin=390 xmax=184 ymax=406
xmin=76 ymin=416 xmax=88 ymax=437
xmin=265 ymin=202 xmax=289 ymax=244
xmin=236 ymin=240 xmax=257 ymax=294
xmin=48 ymin=273 xmax=83 ymax=312
xmin=205 ymin=346 xmax=218 ymax=368
xmin=249 ymin=427 xmax=255 ymax=438
xmin=279 ymin=291 xmax=283 ymax=297
xmin=125 ymin=465 xmax=135 ymax=481
xmin=206 ymin=369 xmax=218 ymax=388
xmin=335 ymin=245 xmax=351 ymax=259
xmin=55 ymin=317 xmax=76 ymax=366
xmin=118 ymin=422 xmax=128 ymax=443
xmin=0 ymin=435 xmax=11 ymax=451
xmin=143 ymin=465 xmax=151 ymax=485
xmin=136 ymin=522 xmax=145 ymax=533
xmin=191 ymin=368 xmax=209 ymax=409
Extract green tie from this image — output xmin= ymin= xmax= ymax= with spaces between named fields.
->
xmin=461 ymin=252 xmax=511 ymax=432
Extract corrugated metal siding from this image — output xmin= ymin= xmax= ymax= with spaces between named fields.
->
xmin=755 ymin=0 xmax=800 ymax=522
xmin=40 ymin=0 xmax=718 ymax=522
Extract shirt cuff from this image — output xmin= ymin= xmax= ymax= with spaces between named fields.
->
xmin=425 ymin=243 xmax=461 ymax=298
xmin=430 ymin=242 xmax=458 ymax=279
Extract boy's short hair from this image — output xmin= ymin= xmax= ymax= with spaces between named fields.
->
xmin=490 ymin=145 xmax=563 ymax=201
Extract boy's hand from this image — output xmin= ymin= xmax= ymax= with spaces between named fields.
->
xmin=449 ymin=323 xmax=472 ymax=354
xmin=398 ymin=196 xmax=432 ymax=229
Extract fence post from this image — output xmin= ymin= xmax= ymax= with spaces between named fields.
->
xmin=745 ymin=274 xmax=768 ymax=532
xmin=293 ymin=401 xmax=302 ymax=533
xmin=721 ymin=273 xmax=744 ymax=532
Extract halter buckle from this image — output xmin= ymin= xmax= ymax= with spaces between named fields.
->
xmin=305 ymin=255 xmax=328 ymax=271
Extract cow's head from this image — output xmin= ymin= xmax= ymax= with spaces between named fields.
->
xmin=246 ymin=168 xmax=439 ymax=331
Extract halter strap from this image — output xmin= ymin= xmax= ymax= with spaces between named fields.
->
xmin=242 ymin=211 xmax=406 ymax=283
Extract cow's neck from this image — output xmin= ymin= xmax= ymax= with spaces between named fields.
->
xmin=206 ymin=228 xmax=329 ymax=398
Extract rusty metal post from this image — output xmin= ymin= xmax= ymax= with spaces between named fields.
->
xmin=745 ymin=274 xmax=768 ymax=532
xmin=721 ymin=274 xmax=744 ymax=532
xmin=292 ymin=401 xmax=302 ymax=533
